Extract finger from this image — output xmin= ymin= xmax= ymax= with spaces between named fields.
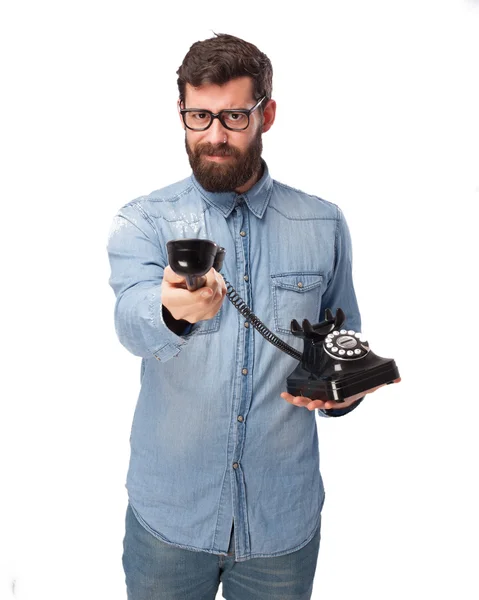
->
xmin=282 ymin=393 xmax=308 ymax=405
xmin=319 ymin=400 xmax=348 ymax=410
xmin=206 ymin=269 xmax=228 ymax=303
xmin=215 ymin=270 xmax=228 ymax=296
xmin=191 ymin=287 xmax=214 ymax=306
xmin=306 ymin=400 xmax=330 ymax=411
xmin=203 ymin=267 xmax=216 ymax=284
xmin=293 ymin=396 xmax=313 ymax=406
xmin=163 ymin=265 xmax=187 ymax=284
xmin=186 ymin=274 xmax=216 ymax=300
xmin=204 ymin=268 xmax=224 ymax=295
xmin=178 ymin=269 xmax=212 ymax=302
xmin=281 ymin=393 xmax=325 ymax=408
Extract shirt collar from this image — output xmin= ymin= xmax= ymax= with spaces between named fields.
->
xmin=190 ymin=159 xmax=273 ymax=219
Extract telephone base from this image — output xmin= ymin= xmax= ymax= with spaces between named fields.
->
xmin=286 ymin=355 xmax=399 ymax=403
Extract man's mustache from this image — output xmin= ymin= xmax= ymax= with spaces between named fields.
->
xmin=196 ymin=143 xmax=240 ymax=158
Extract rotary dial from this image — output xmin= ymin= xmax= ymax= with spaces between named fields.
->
xmin=324 ymin=329 xmax=370 ymax=360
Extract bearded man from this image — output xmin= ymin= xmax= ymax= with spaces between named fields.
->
xmin=107 ymin=32 xmax=387 ymax=600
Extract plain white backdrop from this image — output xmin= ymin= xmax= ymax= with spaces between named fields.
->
xmin=1 ymin=1 xmax=478 ymax=599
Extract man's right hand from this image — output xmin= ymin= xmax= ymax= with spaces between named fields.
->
xmin=161 ymin=265 xmax=227 ymax=324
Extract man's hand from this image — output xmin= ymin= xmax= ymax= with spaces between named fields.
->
xmin=281 ymin=378 xmax=401 ymax=411
xmin=161 ymin=265 xmax=227 ymax=324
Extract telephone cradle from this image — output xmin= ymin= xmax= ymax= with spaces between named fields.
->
xmin=166 ymin=238 xmax=400 ymax=404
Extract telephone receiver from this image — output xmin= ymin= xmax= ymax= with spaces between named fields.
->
xmin=167 ymin=238 xmax=226 ymax=291
xmin=166 ymin=238 xmax=400 ymax=403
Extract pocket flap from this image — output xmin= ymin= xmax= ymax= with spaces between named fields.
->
xmin=271 ymin=273 xmax=323 ymax=293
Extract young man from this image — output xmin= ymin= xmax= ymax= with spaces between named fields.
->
xmin=107 ymin=33 xmax=391 ymax=600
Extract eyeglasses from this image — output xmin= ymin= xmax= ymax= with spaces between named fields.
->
xmin=180 ymin=96 xmax=266 ymax=132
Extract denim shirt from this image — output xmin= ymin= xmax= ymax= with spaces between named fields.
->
xmin=107 ymin=161 xmax=362 ymax=562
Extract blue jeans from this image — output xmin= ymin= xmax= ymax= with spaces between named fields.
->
xmin=122 ymin=503 xmax=321 ymax=600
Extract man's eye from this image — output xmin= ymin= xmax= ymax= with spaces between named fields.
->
xmin=192 ymin=112 xmax=208 ymax=120
xmin=225 ymin=113 xmax=247 ymax=124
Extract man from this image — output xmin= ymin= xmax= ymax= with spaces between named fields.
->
xmin=107 ymin=33 xmax=395 ymax=600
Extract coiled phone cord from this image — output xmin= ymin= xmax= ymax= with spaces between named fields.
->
xmin=221 ymin=275 xmax=302 ymax=361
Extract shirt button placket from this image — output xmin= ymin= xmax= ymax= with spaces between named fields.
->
xmin=234 ymin=194 xmax=250 ymax=553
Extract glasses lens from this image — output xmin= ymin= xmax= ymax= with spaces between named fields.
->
xmin=221 ymin=112 xmax=249 ymax=131
xmin=184 ymin=111 xmax=212 ymax=130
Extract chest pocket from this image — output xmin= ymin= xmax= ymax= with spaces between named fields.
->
xmin=271 ymin=272 xmax=324 ymax=335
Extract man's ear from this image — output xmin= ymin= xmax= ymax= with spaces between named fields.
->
xmin=177 ymin=99 xmax=186 ymax=129
xmin=262 ymin=99 xmax=277 ymax=133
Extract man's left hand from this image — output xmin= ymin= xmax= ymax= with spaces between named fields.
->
xmin=280 ymin=378 xmax=401 ymax=411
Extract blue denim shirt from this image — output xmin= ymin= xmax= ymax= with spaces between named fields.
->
xmin=107 ymin=161 xmax=362 ymax=562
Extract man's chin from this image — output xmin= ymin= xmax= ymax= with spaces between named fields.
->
xmin=194 ymin=171 xmax=239 ymax=192
xmin=197 ymin=159 xmax=236 ymax=179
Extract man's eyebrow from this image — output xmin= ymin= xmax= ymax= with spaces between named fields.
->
xmin=186 ymin=101 xmax=252 ymax=111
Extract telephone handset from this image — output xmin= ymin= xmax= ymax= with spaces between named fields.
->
xmin=167 ymin=238 xmax=226 ymax=292
xmin=166 ymin=238 xmax=400 ymax=402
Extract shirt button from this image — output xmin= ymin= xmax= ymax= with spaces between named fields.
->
xmin=297 ymin=282 xmax=303 ymax=288
xmin=242 ymin=368 xmax=248 ymax=375
xmin=240 ymin=231 xmax=246 ymax=237
xmin=233 ymin=462 xmax=239 ymax=469
xmin=243 ymin=275 xmax=249 ymax=282
xmin=237 ymin=415 xmax=244 ymax=422
xmin=244 ymin=322 xmax=250 ymax=328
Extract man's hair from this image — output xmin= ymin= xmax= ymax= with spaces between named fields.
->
xmin=177 ymin=33 xmax=273 ymax=107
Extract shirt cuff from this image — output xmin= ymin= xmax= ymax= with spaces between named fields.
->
xmin=151 ymin=302 xmax=196 ymax=362
xmin=320 ymin=397 xmax=364 ymax=417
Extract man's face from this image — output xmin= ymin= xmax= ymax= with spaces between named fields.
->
xmin=182 ymin=77 xmax=264 ymax=193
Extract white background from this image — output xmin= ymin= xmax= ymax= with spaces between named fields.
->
xmin=1 ymin=1 xmax=478 ymax=599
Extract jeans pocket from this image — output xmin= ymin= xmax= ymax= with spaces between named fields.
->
xmin=271 ymin=272 xmax=323 ymax=335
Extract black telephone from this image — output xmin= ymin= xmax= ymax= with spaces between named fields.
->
xmin=166 ymin=238 xmax=400 ymax=403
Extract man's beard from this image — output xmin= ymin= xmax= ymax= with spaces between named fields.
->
xmin=185 ymin=128 xmax=263 ymax=192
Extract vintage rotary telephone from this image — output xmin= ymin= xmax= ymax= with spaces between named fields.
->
xmin=166 ymin=238 xmax=400 ymax=403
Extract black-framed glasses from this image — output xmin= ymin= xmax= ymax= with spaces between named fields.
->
xmin=180 ymin=96 xmax=266 ymax=131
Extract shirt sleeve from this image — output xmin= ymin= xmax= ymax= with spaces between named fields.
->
xmin=106 ymin=202 xmax=197 ymax=361
xmin=316 ymin=206 xmax=363 ymax=418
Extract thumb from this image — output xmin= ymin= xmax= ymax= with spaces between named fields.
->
xmin=163 ymin=265 xmax=186 ymax=284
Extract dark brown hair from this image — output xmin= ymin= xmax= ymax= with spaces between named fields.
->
xmin=177 ymin=33 xmax=273 ymax=108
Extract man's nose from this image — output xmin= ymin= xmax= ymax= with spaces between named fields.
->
xmin=204 ymin=116 xmax=228 ymax=146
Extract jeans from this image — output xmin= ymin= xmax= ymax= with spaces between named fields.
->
xmin=122 ymin=503 xmax=321 ymax=600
